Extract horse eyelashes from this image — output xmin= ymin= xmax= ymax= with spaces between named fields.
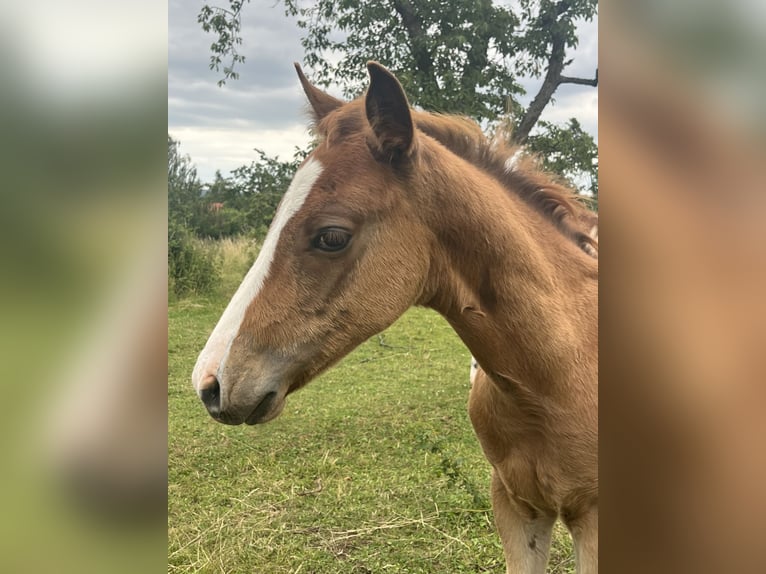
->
xmin=313 ymin=228 xmax=351 ymax=252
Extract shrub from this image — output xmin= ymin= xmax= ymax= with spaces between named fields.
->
xmin=191 ymin=205 xmax=250 ymax=239
xmin=168 ymin=221 xmax=219 ymax=298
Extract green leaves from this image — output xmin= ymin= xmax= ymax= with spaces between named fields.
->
xmin=169 ymin=134 xmax=307 ymax=240
xmin=526 ymin=118 xmax=599 ymax=201
xmin=281 ymin=0 xmax=526 ymax=121
xmin=195 ymin=1 xmax=598 ymax=193
xmin=197 ymin=1 xmax=249 ymax=86
xmin=168 ymin=134 xmax=202 ymax=227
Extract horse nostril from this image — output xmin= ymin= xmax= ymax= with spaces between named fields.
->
xmin=199 ymin=377 xmax=221 ymax=416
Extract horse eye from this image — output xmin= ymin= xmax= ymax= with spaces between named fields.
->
xmin=312 ymin=228 xmax=351 ymax=252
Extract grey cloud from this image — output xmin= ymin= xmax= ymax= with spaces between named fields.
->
xmin=169 ymin=0 xmax=309 ymax=126
xmin=168 ymin=73 xmax=307 ymax=130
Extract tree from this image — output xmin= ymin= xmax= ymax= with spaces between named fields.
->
xmin=510 ymin=0 xmax=598 ymax=144
xmin=167 ymin=135 xmax=219 ymax=297
xmin=186 ymin=148 xmax=306 ymax=238
xmin=526 ymin=118 xmax=598 ymax=202
xmin=228 ymin=148 xmax=307 ymax=236
xmin=198 ymin=0 xmax=597 ymax=194
xmin=168 ymin=134 xmax=202 ymax=226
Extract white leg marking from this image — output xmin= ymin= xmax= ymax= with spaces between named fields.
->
xmin=191 ymin=158 xmax=324 ymax=392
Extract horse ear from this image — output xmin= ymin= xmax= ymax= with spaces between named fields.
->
xmin=365 ymin=61 xmax=414 ymax=160
xmin=294 ymin=62 xmax=343 ymax=120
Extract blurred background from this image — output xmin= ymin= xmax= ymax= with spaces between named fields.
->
xmin=0 ymin=1 xmax=166 ymax=572
xmin=601 ymin=1 xmax=766 ymax=572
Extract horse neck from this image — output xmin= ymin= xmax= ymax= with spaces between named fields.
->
xmin=416 ymin=154 xmax=598 ymax=395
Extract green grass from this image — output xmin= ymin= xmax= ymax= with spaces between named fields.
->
xmin=168 ymin=239 xmax=575 ymax=573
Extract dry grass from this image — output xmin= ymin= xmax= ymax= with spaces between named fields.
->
xmin=193 ymin=235 xmax=260 ymax=289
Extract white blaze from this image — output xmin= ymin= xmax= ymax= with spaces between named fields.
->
xmin=191 ymin=158 xmax=324 ymax=392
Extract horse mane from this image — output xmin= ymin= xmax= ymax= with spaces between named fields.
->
xmin=316 ymin=101 xmax=598 ymax=258
xmin=411 ymin=111 xmax=598 ymax=258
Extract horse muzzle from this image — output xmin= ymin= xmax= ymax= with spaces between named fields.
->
xmin=197 ymin=374 xmax=286 ymax=425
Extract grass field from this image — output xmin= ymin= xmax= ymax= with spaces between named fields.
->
xmin=168 ymin=238 xmax=575 ymax=573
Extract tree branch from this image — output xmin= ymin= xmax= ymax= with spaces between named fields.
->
xmin=560 ymin=69 xmax=598 ymax=87
xmin=460 ymin=0 xmax=493 ymax=95
xmin=512 ymin=0 xmax=596 ymax=145
xmin=514 ymin=29 xmax=567 ymax=145
xmin=198 ymin=1 xmax=249 ymax=86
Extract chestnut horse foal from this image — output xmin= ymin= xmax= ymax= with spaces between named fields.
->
xmin=192 ymin=62 xmax=598 ymax=573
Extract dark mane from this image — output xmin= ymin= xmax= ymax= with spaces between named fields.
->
xmin=316 ymin=101 xmax=598 ymax=258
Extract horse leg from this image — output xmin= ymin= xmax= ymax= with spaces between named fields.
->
xmin=491 ymin=470 xmax=555 ymax=574
xmin=566 ymin=504 xmax=598 ymax=574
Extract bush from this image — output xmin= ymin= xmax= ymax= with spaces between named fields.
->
xmin=191 ymin=205 xmax=250 ymax=239
xmin=168 ymin=221 xmax=219 ymax=298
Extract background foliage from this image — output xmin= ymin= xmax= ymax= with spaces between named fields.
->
xmin=168 ymin=136 xmax=305 ymax=296
xmin=198 ymin=0 xmax=599 ymax=195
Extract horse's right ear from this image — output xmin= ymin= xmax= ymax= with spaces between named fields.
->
xmin=294 ymin=63 xmax=343 ymax=120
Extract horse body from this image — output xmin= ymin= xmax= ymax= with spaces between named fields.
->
xmin=413 ymin=138 xmax=598 ymax=572
xmin=192 ymin=62 xmax=597 ymax=573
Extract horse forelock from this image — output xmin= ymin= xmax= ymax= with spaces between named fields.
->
xmin=316 ymin=100 xmax=366 ymax=145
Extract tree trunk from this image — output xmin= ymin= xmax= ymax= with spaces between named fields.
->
xmin=391 ymin=0 xmax=438 ymax=92
xmin=513 ymin=0 xmax=597 ymax=145
xmin=514 ymin=33 xmax=567 ymax=145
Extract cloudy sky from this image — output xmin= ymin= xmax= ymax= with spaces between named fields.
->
xmin=169 ymin=0 xmax=598 ymax=183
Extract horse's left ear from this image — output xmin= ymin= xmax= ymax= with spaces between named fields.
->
xmin=365 ymin=62 xmax=415 ymax=160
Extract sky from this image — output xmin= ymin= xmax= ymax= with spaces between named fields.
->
xmin=168 ymin=0 xmax=598 ymax=183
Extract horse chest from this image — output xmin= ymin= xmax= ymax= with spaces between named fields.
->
xmin=468 ymin=371 xmax=579 ymax=508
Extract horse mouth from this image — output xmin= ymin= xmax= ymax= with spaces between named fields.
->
xmin=245 ymin=392 xmax=278 ymax=425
